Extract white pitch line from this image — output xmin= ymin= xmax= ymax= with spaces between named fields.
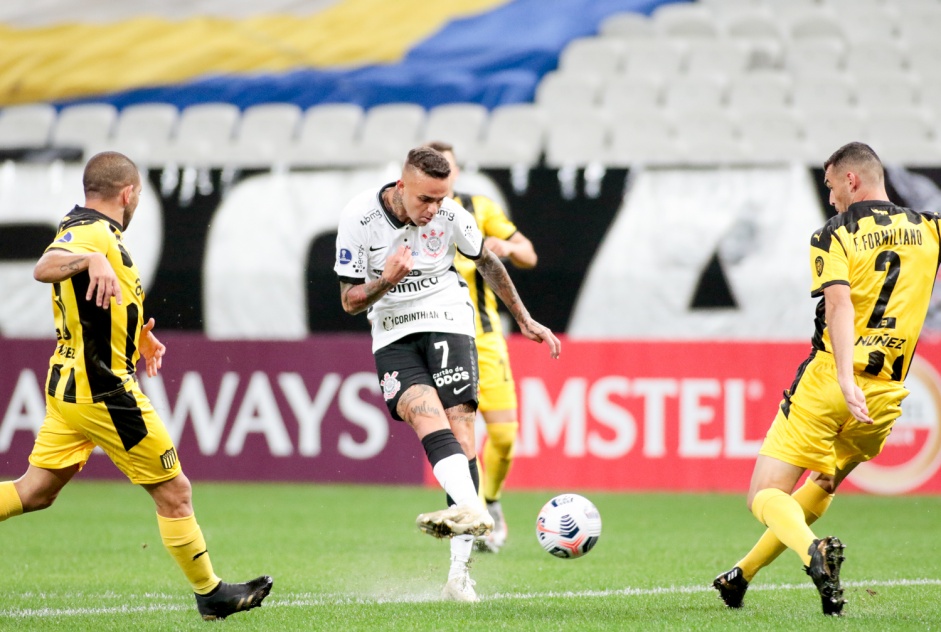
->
xmin=1 ymin=578 xmax=938 ymax=619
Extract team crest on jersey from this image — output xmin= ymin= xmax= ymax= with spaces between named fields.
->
xmin=815 ymin=256 xmax=824 ymax=277
xmin=381 ymin=371 xmax=401 ymax=400
xmin=421 ymin=229 xmax=445 ymax=258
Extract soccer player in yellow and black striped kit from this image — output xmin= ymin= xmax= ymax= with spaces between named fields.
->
xmin=0 ymin=152 xmax=271 ymax=620
xmin=714 ymin=142 xmax=941 ymax=616
xmin=429 ymin=142 xmax=538 ymax=552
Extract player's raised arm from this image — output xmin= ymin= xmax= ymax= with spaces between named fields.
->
xmin=473 ymin=247 xmax=561 ymax=358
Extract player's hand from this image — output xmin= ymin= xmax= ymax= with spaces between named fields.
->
xmin=484 ymin=237 xmax=512 ymax=258
xmin=840 ymin=379 xmax=872 ymax=424
xmin=518 ymin=316 xmax=561 ymax=359
xmin=382 ymin=245 xmax=413 ymax=285
xmin=86 ymin=253 xmax=122 ymax=308
xmin=138 ymin=318 xmax=165 ymax=377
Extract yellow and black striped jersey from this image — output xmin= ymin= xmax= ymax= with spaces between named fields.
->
xmin=452 ymin=192 xmax=518 ymax=336
xmin=44 ymin=206 xmax=145 ymax=403
xmin=810 ymin=200 xmax=941 ymax=382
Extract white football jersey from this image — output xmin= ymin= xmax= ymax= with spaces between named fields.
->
xmin=335 ymin=183 xmax=484 ymax=351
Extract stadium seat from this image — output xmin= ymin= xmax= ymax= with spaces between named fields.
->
xmin=844 ymin=41 xmax=909 ymax=79
xmin=474 ymin=103 xmax=545 ymax=168
xmin=349 ymin=103 xmax=426 ymax=166
xmin=867 ymin=111 xmax=941 ymax=166
xmin=226 ymin=103 xmax=302 ymax=168
xmin=597 ymin=12 xmax=655 ymax=39
xmin=544 ymin=110 xmax=609 ymax=169
xmin=726 ymin=72 xmax=792 ymax=114
xmin=558 ymin=38 xmax=627 ymax=76
xmin=652 ymin=4 xmax=721 ymax=39
xmin=606 ymin=112 xmax=683 ymax=166
xmin=103 ymin=103 xmax=178 ymax=167
xmin=737 ymin=109 xmax=808 ymax=163
xmin=423 ymin=102 xmax=488 ymax=162
xmin=0 ymin=103 xmax=56 ymax=148
xmin=855 ymin=73 xmax=920 ymax=116
xmin=534 ymin=71 xmax=603 ymax=115
xmin=684 ymin=40 xmax=755 ymax=78
xmin=160 ymin=102 xmax=240 ymax=166
xmin=782 ymin=40 xmax=846 ymax=77
xmin=723 ymin=10 xmax=785 ymax=45
xmin=792 ymin=75 xmax=856 ymax=111
xmin=787 ymin=10 xmax=846 ymax=43
xmin=52 ymin=103 xmax=118 ymax=155
xmin=622 ymin=39 xmax=688 ymax=79
xmin=800 ymin=106 xmax=867 ymax=162
xmin=288 ymin=103 xmax=364 ymax=167
xmin=669 ymin=108 xmax=744 ymax=164
xmin=600 ymin=75 xmax=663 ymax=116
xmin=662 ymin=75 xmax=728 ymax=113
xmin=699 ymin=0 xmax=764 ymax=14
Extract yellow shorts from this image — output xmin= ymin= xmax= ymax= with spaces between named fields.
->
xmin=30 ymin=383 xmax=182 ymax=485
xmin=476 ymin=332 xmax=518 ymax=412
xmin=760 ymin=351 xmax=908 ymax=476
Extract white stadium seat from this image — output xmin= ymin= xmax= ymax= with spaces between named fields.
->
xmin=652 ymin=4 xmax=721 ymax=39
xmin=52 ymin=103 xmax=118 ymax=155
xmin=0 ymin=103 xmax=57 ymax=148
xmin=423 ymin=102 xmax=488 ymax=162
xmin=683 ymin=39 xmax=754 ymax=78
xmin=558 ymin=38 xmax=627 ymax=76
xmin=102 ymin=103 xmax=178 ymax=166
xmin=670 ymin=108 xmax=744 ymax=164
xmin=606 ymin=111 xmax=683 ymax=166
xmin=737 ymin=109 xmax=807 ymax=163
xmin=792 ymin=75 xmax=856 ymax=111
xmin=600 ymin=75 xmax=663 ymax=116
xmin=622 ymin=39 xmax=688 ymax=79
xmin=800 ymin=106 xmax=867 ymax=163
xmin=727 ymin=72 xmax=792 ymax=114
xmin=662 ymin=75 xmax=728 ymax=113
xmin=866 ymin=110 xmax=941 ymax=166
xmin=349 ymin=103 xmax=426 ymax=166
xmin=544 ymin=110 xmax=609 ymax=169
xmin=288 ymin=103 xmax=364 ymax=167
xmin=159 ymin=102 xmax=240 ymax=166
xmin=535 ymin=71 xmax=603 ymax=115
xmin=598 ymin=12 xmax=655 ymax=39
xmin=226 ymin=102 xmax=302 ymax=168
xmin=474 ymin=103 xmax=546 ymax=168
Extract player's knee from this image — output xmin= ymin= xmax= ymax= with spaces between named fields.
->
xmin=20 ymin=487 xmax=60 ymax=512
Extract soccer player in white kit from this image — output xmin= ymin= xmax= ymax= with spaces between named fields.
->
xmin=334 ymin=147 xmax=560 ymax=602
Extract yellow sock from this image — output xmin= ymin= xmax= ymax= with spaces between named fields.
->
xmin=737 ymin=480 xmax=833 ymax=581
xmin=157 ymin=514 xmax=221 ymax=594
xmin=482 ymin=421 xmax=518 ymax=501
xmin=751 ymin=488 xmax=817 ymax=566
xmin=0 ymin=482 xmax=23 ymax=522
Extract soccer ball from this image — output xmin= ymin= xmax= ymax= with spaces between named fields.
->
xmin=535 ymin=493 xmax=602 ymax=559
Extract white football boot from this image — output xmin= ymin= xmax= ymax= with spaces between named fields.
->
xmin=417 ymin=503 xmax=494 ymax=539
xmin=442 ymin=569 xmax=479 ymax=603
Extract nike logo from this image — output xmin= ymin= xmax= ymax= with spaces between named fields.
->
xmin=453 ymin=384 xmax=472 ymax=395
xmin=193 ymin=550 xmax=208 ymax=560
xmin=369 ymin=246 xmax=385 ymax=251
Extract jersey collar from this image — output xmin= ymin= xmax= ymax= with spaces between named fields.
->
xmin=66 ymin=205 xmax=123 ymax=232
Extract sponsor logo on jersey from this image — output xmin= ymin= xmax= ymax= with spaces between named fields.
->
xmin=360 ymin=209 xmax=382 ymax=226
xmin=433 ymin=366 xmax=471 ymax=388
xmin=381 ymin=371 xmax=401 ymax=401
xmin=421 ymin=229 xmax=445 ymax=258
xmin=851 ymin=356 xmax=941 ymax=494
xmin=382 ymin=310 xmax=442 ymax=330
xmin=387 ymin=276 xmax=440 ymax=294
xmin=338 ymin=248 xmax=352 ymax=265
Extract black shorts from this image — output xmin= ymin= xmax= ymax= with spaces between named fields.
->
xmin=374 ymin=332 xmax=479 ymax=421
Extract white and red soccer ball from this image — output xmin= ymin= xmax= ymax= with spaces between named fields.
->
xmin=535 ymin=493 xmax=602 ymax=559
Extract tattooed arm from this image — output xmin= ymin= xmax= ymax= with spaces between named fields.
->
xmin=340 ymin=244 xmax=413 ymax=315
xmin=34 ymin=248 xmax=122 ymax=308
xmin=474 ymin=247 xmax=561 ymax=358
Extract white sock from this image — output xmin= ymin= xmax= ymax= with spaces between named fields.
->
xmin=449 ymin=535 xmax=474 ymax=580
xmin=432 ymin=454 xmax=481 ymax=508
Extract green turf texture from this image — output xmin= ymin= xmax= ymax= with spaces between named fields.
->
xmin=0 ymin=482 xmax=938 ymax=630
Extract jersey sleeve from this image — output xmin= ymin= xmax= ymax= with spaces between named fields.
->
xmin=477 ymin=196 xmax=518 ymax=241
xmin=46 ymin=220 xmax=111 ymax=255
xmin=453 ymin=203 xmax=484 ymax=259
xmin=334 ymin=204 xmax=367 ymax=284
xmin=810 ymin=224 xmax=850 ymax=298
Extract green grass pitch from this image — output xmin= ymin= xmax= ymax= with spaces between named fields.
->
xmin=0 ymin=482 xmax=938 ymax=630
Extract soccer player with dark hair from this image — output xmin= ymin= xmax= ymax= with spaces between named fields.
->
xmin=335 ymin=146 xmax=560 ymax=601
xmin=426 ymin=140 xmax=538 ymax=553
xmin=0 ymin=152 xmax=272 ymax=621
xmin=714 ymin=142 xmax=941 ymax=615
